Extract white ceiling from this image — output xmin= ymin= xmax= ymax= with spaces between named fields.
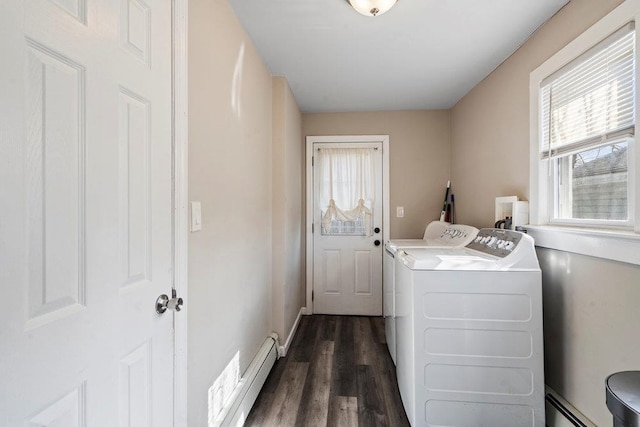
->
xmin=227 ymin=0 xmax=569 ymax=112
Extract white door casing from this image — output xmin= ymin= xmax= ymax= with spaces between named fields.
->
xmin=172 ymin=0 xmax=189 ymax=424
xmin=306 ymin=136 xmax=390 ymax=315
xmin=0 ymin=0 xmax=175 ymax=425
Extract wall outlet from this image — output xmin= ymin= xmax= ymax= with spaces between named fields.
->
xmin=396 ymin=206 xmax=404 ymax=218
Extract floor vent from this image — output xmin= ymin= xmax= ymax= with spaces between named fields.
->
xmin=545 ymin=387 xmax=595 ymax=427
xmin=212 ymin=333 xmax=279 ymax=427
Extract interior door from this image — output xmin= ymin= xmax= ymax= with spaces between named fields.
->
xmin=0 ymin=1 xmax=174 ymax=425
xmin=312 ymin=142 xmax=383 ymax=315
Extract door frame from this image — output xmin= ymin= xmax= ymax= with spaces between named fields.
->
xmin=173 ymin=0 xmax=189 ymax=425
xmin=305 ymin=135 xmax=390 ymax=314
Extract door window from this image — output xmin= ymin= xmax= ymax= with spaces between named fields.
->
xmin=316 ymin=147 xmax=376 ymax=236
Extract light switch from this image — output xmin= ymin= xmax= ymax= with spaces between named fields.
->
xmin=191 ymin=202 xmax=202 ymax=232
xmin=397 ymin=206 xmax=404 ymax=218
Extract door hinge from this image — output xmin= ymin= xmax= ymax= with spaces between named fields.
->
xmin=312 ymin=156 xmax=314 ymax=166
xmin=312 ymin=223 xmax=314 ymax=234
xmin=312 ymin=290 xmax=314 ymax=301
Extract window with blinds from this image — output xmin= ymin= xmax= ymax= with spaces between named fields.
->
xmin=539 ymin=22 xmax=636 ymax=224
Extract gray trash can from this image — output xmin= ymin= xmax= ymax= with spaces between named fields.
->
xmin=606 ymin=371 xmax=640 ymax=427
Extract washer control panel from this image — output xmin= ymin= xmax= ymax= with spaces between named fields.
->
xmin=465 ymin=228 xmax=523 ymax=258
xmin=436 ymin=225 xmax=478 ymax=244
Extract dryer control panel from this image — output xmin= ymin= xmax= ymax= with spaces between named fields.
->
xmin=465 ymin=228 xmax=523 ymax=258
xmin=432 ymin=224 xmax=479 ymax=246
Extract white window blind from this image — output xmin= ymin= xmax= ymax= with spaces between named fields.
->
xmin=541 ymin=23 xmax=636 ymax=159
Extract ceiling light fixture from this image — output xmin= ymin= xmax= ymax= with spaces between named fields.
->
xmin=347 ymin=0 xmax=398 ymax=17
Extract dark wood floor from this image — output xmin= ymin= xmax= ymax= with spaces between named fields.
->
xmin=245 ymin=315 xmax=410 ymax=427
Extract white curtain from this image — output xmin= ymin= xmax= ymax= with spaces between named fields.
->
xmin=316 ymin=147 xmax=376 ymax=235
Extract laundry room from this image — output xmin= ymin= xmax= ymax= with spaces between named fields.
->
xmin=187 ymin=0 xmax=640 ymax=425
xmin=3 ymin=0 xmax=640 ymax=426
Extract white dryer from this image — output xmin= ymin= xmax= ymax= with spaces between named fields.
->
xmin=395 ymin=228 xmax=544 ymax=427
xmin=384 ymin=221 xmax=478 ymax=364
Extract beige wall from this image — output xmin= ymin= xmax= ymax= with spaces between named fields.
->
xmin=538 ymin=248 xmax=640 ymax=425
xmin=303 ymin=111 xmax=451 ymax=239
xmin=451 ymin=0 xmax=624 ymax=228
xmin=450 ymin=1 xmax=631 ymax=425
xmin=271 ymin=76 xmax=304 ymax=342
xmin=188 ymin=0 xmax=274 ymax=424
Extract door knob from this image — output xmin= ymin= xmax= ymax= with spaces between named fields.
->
xmin=374 ymin=240 xmax=381 ymax=246
xmin=374 ymin=227 xmax=381 ymax=234
xmin=156 ymin=289 xmax=184 ymax=314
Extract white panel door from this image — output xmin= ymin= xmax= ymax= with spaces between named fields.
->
xmin=312 ymin=142 xmax=383 ymax=315
xmin=0 ymin=0 xmax=174 ymax=426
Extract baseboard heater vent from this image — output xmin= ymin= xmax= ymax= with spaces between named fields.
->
xmin=212 ymin=333 xmax=279 ymax=427
xmin=545 ymin=387 xmax=596 ymax=427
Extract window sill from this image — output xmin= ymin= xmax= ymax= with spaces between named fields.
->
xmin=524 ymin=225 xmax=640 ymax=266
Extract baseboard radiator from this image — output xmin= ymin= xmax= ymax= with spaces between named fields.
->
xmin=212 ymin=333 xmax=279 ymax=427
xmin=545 ymin=387 xmax=596 ymax=427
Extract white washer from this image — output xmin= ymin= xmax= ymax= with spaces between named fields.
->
xmin=395 ymin=228 xmax=544 ymax=427
xmin=384 ymin=221 xmax=478 ymax=364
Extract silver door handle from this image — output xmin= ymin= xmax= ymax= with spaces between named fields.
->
xmin=156 ymin=289 xmax=184 ymax=314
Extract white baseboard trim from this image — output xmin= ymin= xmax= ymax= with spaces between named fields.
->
xmin=278 ymin=308 xmax=304 ymax=357
xmin=301 ymin=307 xmax=311 ymax=315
